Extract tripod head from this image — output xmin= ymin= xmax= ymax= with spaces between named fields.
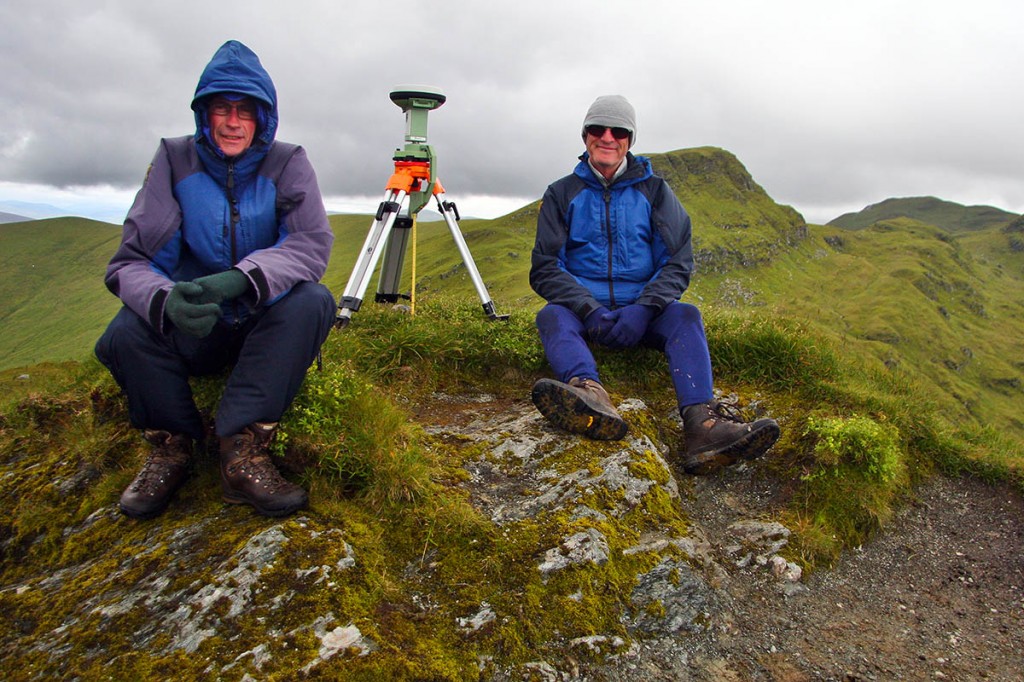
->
xmin=389 ymin=85 xmax=445 ymax=215
xmin=390 ymin=85 xmax=446 ymax=145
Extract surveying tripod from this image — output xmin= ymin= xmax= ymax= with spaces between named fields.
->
xmin=335 ymin=85 xmax=507 ymax=327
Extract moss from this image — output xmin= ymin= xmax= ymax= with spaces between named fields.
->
xmin=628 ymin=449 xmax=672 ymax=486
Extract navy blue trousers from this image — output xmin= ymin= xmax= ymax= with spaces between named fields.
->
xmin=535 ymin=301 xmax=714 ymax=409
xmin=95 ymin=282 xmax=336 ymax=440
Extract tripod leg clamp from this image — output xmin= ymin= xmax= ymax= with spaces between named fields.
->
xmin=376 ymin=201 xmax=402 ymax=221
xmin=340 ymin=296 xmax=362 ymax=312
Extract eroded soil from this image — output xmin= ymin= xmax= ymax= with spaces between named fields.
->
xmin=605 ymin=467 xmax=1024 ymax=681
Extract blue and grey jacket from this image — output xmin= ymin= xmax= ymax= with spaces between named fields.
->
xmin=104 ymin=40 xmax=333 ymax=333
xmin=530 ymin=152 xmax=693 ymax=320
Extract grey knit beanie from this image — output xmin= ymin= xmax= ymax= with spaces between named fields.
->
xmin=582 ymin=95 xmax=636 ymax=148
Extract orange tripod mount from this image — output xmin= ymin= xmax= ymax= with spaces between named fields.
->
xmin=335 ymin=85 xmax=507 ymax=327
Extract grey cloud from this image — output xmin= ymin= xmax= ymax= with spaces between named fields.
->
xmin=2 ymin=0 xmax=1022 ymax=221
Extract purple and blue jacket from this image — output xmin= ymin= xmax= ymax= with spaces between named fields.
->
xmin=104 ymin=40 xmax=333 ymax=333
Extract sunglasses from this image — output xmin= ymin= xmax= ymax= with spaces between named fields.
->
xmin=585 ymin=125 xmax=631 ymax=140
xmin=209 ymin=100 xmax=258 ymax=121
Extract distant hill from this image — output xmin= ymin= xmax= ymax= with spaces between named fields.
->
xmin=1 ymin=212 xmax=30 ymax=224
xmin=828 ymin=196 xmax=1017 ymax=232
xmin=0 ymin=199 xmax=71 ymax=220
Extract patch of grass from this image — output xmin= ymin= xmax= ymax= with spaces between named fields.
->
xmin=784 ymin=413 xmax=911 ymax=566
xmin=703 ymin=310 xmax=838 ymax=392
xmin=327 ymin=297 xmax=545 ymax=393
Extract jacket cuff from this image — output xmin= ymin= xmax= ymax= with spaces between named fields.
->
xmin=237 ymin=263 xmax=269 ymax=306
xmin=576 ymin=299 xmax=603 ymax=320
xmin=149 ymin=288 xmax=169 ymax=334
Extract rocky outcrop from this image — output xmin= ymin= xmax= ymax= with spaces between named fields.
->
xmin=1 ymin=392 xmax=801 ymax=680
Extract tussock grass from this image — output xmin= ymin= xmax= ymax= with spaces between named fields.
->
xmin=326 ymin=297 xmax=545 ymax=389
xmin=703 ymin=311 xmax=838 ymax=391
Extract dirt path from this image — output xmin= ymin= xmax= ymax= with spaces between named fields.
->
xmin=604 ymin=468 xmax=1024 ymax=681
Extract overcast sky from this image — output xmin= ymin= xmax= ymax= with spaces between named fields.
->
xmin=2 ymin=0 xmax=1021 ymax=225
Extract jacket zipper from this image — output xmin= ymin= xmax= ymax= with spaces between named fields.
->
xmin=225 ymin=161 xmax=242 ymax=326
xmin=603 ymin=189 xmax=616 ymax=308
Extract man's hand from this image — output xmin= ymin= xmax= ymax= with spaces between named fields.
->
xmin=191 ymin=269 xmax=250 ymax=305
xmin=602 ymin=304 xmax=655 ymax=348
xmin=165 ymin=281 xmax=222 ymax=338
xmin=584 ymin=306 xmax=614 ymax=343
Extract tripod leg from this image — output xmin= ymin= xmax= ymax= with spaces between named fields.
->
xmin=375 ymin=215 xmax=413 ymax=303
xmin=434 ymin=191 xmax=508 ymax=321
xmin=336 ymin=189 xmax=408 ymax=326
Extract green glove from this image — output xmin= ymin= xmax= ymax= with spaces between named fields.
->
xmin=165 ymin=281 xmax=222 ymax=338
xmin=191 ymin=269 xmax=250 ymax=305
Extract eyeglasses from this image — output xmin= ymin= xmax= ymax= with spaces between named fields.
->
xmin=585 ymin=125 xmax=631 ymax=140
xmin=209 ymin=100 xmax=258 ymax=121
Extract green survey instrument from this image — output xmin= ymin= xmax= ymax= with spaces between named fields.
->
xmin=335 ymin=85 xmax=507 ymax=327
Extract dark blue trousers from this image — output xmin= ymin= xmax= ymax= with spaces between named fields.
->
xmin=95 ymin=282 xmax=336 ymax=440
xmin=535 ymin=301 xmax=714 ymax=409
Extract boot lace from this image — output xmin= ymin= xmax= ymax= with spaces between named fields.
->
xmin=709 ymin=401 xmax=745 ymax=423
xmin=132 ymin=432 xmax=189 ymax=492
xmin=226 ymin=433 xmax=292 ymax=494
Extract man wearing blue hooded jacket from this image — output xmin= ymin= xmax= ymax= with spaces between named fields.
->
xmin=530 ymin=95 xmax=780 ymax=475
xmin=96 ymin=41 xmax=336 ymax=519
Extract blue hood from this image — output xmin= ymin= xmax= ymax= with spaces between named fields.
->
xmin=191 ymin=40 xmax=278 ymax=149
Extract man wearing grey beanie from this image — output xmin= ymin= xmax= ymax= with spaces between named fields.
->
xmin=528 ymin=95 xmax=780 ymax=475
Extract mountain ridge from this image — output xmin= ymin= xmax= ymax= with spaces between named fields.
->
xmin=828 ymin=195 xmax=1018 ymax=232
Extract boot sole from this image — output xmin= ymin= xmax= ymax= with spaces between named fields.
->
xmin=531 ymin=379 xmax=629 ymax=441
xmin=119 ymin=501 xmax=171 ymax=521
xmin=119 ymin=471 xmax=189 ymax=520
xmin=222 ymin=488 xmax=308 ymax=518
xmin=682 ymin=420 xmax=781 ymax=475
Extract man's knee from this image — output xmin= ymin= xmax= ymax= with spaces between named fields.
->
xmin=536 ymin=304 xmax=578 ymax=334
xmin=95 ymin=307 xmax=149 ymax=366
xmin=658 ymin=301 xmax=703 ymax=328
xmin=279 ymin=282 xmax=336 ymax=320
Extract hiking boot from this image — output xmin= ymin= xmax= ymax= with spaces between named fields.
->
xmin=119 ymin=430 xmax=192 ymax=520
xmin=219 ymin=422 xmax=308 ymax=517
xmin=680 ymin=401 xmax=780 ymax=475
xmin=531 ymin=377 xmax=629 ymax=440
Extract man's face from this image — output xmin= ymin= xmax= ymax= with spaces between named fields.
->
xmin=584 ymin=125 xmax=630 ymax=179
xmin=208 ymin=96 xmax=257 ymax=157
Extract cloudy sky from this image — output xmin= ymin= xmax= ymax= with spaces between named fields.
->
xmin=2 ymin=0 xmax=1021 ymax=225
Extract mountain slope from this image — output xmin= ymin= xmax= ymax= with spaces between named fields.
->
xmin=0 ymin=218 xmax=123 ymax=369
xmin=328 ymin=146 xmax=812 ymax=312
xmin=2 ymin=148 xmax=1023 ymax=679
xmin=692 ymin=215 xmax=1024 ymax=438
xmin=0 ymin=211 xmax=31 ymax=224
xmin=651 ymin=147 xmax=808 ymax=273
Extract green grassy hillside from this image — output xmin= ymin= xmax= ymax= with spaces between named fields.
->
xmin=324 ymin=147 xmax=810 ymax=310
xmin=829 ymin=196 xmax=1017 ymax=232
xmin=651 ymin=147 xmax=808 ymax=273
xmin=692 ymin=216 xmax=1024 ymax=441
xmin=0 ymin=219 xmax=123 ymax=369
xmin=8 ymin=293 xmax=1008 ymax=678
